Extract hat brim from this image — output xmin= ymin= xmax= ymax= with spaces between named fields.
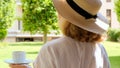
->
xmin=4 ymin=59 xmax=32 ymax=64
xmin=53 ymin=0 xmax=109 ymax=34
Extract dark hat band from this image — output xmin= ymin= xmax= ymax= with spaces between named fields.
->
xmin=66 ymin=0 xmax=97 ymax=19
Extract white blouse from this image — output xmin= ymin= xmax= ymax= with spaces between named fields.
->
xmin=33 ymin=36 xmax=110 ymax=68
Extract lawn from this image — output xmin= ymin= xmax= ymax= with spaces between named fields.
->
xmin=103 ymin=41 xmax=120 ymax=68
xmin=0 ymin=41 xmax=120 ymax=68
xmin=0 ymin=42 xmax=43 ymax=68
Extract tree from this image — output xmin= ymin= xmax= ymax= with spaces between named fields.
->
xmin=0 ymin=29 xmax=7 ymax=41
xmin=21 ymin=0 xmax=58 ymax=43
xmin=114 ymin=0 xmax=120 ymax=23
xmin=0 ymin=0 xmax=15 ymax=41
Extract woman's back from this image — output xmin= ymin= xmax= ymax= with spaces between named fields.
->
xmin=34 ymin=36 xmax=110 ymax=68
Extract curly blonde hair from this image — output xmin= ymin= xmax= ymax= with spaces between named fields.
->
xmin=59 ymin=19 xmax=102 ymax=42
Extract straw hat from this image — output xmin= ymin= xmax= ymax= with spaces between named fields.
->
xmin=52 ymin=0 xmax=109 ymax=34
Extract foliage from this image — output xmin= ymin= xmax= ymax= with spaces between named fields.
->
xmin=0 ymin=0 xmax=15 ymax=40
xmin=0 ymin=29 xmax=7 ymax=41
xmin=0 ymin=0 xmax=15 ymax=29
xmin=114 ymin=0 xmax=120 ymax=22
xmin=21 ymin=0 xmax=58 ymax=43
xmin=107 ymin=28 xmax=120 ymax=42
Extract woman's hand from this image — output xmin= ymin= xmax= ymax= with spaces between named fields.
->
xmin=9 ymin=64 xmax=32 ymax=68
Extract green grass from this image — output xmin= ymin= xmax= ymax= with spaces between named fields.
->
xmin=0 ymin=41 xmax=120 ymax=68
xmin=0 ymin=42 xmax=43 ymax=68
xmin=103 ymin=41 xmax=120 ymax=68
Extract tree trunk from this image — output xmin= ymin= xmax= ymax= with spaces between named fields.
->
xmin=43 ymin=31 xmax=47 ymax=44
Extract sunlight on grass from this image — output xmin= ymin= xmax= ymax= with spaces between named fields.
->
xmin=103 ymin=41 xmax=120 ymax=56
xmin=0 ymin=42 xmax=43 ymax=68
xmin=103 ymin=41 xmax=120 ymax=68
xmin=0 ymin=42 xmax=8 ymax=48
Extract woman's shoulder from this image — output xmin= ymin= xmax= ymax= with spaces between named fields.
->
xmin=41 ymin=36 xmax=75 ymax=50
xmin=46 ymin=37 xmax=65 ymax=45
xmin=38 ymin=36 xmax=74 ymax=56
xmin=41 ymin=37 xmax=67 ymax=49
